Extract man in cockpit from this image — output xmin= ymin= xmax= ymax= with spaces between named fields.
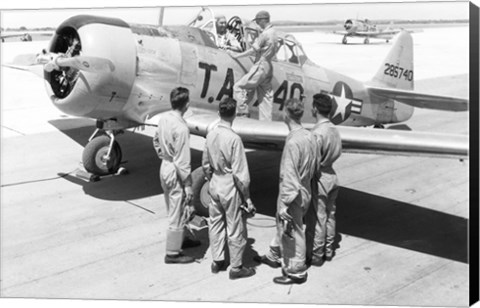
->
xmin=215 ymin=15 xmax=242 ymax=52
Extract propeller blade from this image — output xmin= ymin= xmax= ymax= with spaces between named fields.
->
xmin=55 ymin=56 xmax=115 ymax=73
xmin=11 ymin=53 xmax=40 ymax=66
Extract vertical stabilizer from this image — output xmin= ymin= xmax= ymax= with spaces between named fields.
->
xmin=370 ymin=31 xmax=414 ymax=90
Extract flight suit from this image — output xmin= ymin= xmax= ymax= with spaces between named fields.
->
xmin=202 ymin=122 xmax=250 ymax=268
xmin=308 ymin=119 xmax=342 ymax=259
xmin=233 ymin=24 xmax=279 ymax=121
xmin=153 ymin=110 xmax=192 ymax=256
xmin=271 ymin=127 xmax=316 ymax=279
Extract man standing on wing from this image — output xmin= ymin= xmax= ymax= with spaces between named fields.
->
xmin=229 ymin=10 xmax=279 ymax=121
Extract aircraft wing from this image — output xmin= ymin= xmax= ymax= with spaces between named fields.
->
xmin=366 ymin=86 xmax=468 ymax=111
xmin=185 ymin=110 xmax=468 ymax=159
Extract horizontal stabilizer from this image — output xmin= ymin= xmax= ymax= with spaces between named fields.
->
xmin=185 ymin=110 xmax=468 ymax=159
xmin=367 ymin=86 xmax=468 ymax=111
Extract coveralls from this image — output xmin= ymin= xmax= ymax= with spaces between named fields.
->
xmin=153 ymin=110 xmax=192 ymax=256
xmin=269 ymin=126 xmax=316 ymax=279
xmin=202 ymin=122 xmax=251 ymax=268
xmin=308 ymin=119 xmax=342 ymax=259
xmin=233 ymin=24 xmax=279 ymax=121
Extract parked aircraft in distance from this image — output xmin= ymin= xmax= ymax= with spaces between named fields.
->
xmin=333 ymin=18 xmax=416 ymax=44
xmin=5 ymin=8 xmax=467 ymax=216
xmin=1 ymin=30 xmax=53 ymax=42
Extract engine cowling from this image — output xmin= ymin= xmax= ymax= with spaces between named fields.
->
xmin=45 ymin=15 xmax=137 ymax=120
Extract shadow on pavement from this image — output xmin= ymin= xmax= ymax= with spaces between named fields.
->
xmin=50 ymin=118 xmax=468 ymax=264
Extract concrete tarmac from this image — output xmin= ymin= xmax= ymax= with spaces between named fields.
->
xmin=0 ymin=25 xmax=470 ymax=306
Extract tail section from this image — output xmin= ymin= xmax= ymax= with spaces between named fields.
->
xmin=370 ymin=31 xmax=413 ymax=90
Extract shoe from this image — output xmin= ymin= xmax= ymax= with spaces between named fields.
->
xmin=229 ymin=266 xmax=256 ymax=280
xmin=254 ymin=255 xmax=281 ymax=268
xmin=211 ymin=260 xmax=226 ymax=274
xmin=273 ymin=274 xmax=307 ymax=285
xmin=164 ymin=253 xmax=195 ymax=264
xmin=325 ymin=251 xmax=335 ymax=261
xmin=181 ymin=238 xmax=201 ymax=249
xmin=310 ymin=255 xmax=325 ymax=267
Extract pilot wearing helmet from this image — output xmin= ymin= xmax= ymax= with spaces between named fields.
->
xmin=229 ymin=10 xmax=279 ymax=121
xmin=215 ymin=15 xmax=242 ymax=52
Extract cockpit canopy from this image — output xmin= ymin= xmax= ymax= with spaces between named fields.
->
xmin=188 ymin=7 xmax=309 ymax=66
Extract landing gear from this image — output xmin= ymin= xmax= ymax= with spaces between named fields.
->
xmin=191 ymin=167 xmax=211 ymax=217
xmin=373 ymin=124 xmax=385 ymax=129
xmin=82 ymin=130 xmax=123 ymax=176
xmin=342 ymin=36 xmax=348 ymax=44
xmin=364 ymin=38 xmax=370 ymax=44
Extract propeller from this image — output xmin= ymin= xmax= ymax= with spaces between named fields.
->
xmin=38 ymin=52 xmax=115 ymax=73
xmin=9 ymin=50 xmax=115 ymax=74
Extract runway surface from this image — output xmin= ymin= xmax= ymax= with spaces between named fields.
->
xmin=0 ymin=25 xmax=470 ymax=306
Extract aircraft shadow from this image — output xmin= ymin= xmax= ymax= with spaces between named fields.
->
xmin=49 ymin=118 xmax=467 ymax=264
xmin=336 ymin=187 xmax=468 ymax=264
xmin=387 ymin=124 xmax=412 ymax=131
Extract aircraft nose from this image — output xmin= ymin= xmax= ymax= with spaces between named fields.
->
xmin=44 ymin=15 xmax=137 ymax=119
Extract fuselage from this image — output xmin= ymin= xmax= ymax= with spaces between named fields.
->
xmin=44 ymin=15 xmax=413 ymax=130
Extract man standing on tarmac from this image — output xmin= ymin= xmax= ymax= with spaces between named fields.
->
xmin=256 ymin=98 xmax=316 ymax=285
xmin=307 ymin=93 xmax=342 ymax=266
xmin=229 ymin=10 xmax=279 ymax=121
xmin=202 ymin=97 xmax=257 ymax=280
xmin=153 ymin=87 xmax=201 ymax=264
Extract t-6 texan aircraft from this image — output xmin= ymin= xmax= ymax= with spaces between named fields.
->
xmin=7 ymin=8 xmax=467 ymax=215
xmin=333 ymin=18 xmax=414 ymax=44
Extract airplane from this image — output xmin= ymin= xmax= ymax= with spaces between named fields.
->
xmin=1 ymin=30 xmax=53 ymax=42
xmin=333 ymin=18 xmax=415 ymax=44
xmin=4 ymin=7 xmax=468 ymax=217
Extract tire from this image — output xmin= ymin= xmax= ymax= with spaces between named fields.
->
xmin=364 ymin=38 xmax=370 ymax=44
xmin=82 ymin=135 xmax=122 ymax=176
xmin=342 ymin=37 xmax=347 ymax=44
xmin=191 ymin=166 xmax=211 ymax=217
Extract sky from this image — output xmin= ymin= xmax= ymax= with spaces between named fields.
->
xmin=0 ymin=0 xmax=471 ymax=29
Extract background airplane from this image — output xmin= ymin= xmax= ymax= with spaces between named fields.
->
xmin=5 ymin=8 xmax=468 ymax=216
xmin=1 ymin=30 xmax=53 ymax=42
xmin=333 ymin=18 xmax=417 ymax=44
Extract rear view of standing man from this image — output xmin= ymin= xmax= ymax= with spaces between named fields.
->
xmin=267 ymin=98 xmax=316 ymax=285
xmin=230 ymin=10 xmax=279 ymax=121
xmin=153 ymin=87 xmax=200 ymax=264
xmin=308 ymin=93 xmax=342 ymax=266
xmin=202 ymin=97 xmax=256 ymax=280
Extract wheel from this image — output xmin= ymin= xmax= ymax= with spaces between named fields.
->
xmin=364 ymin=38 xmax=370 ymax=44
xmin=342 ymin=36 xmax=347 ymax=44
xmin=191 ymin=166 xmax=211 ymax=217
xmin=82 ymin=135 xmax=122 ymax=176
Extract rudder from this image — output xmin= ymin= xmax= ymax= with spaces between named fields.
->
xmin=370 ymin=31 xmax=414 ymax=90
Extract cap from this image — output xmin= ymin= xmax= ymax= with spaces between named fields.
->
xmin=253 ymin=10 xmax=270 ymax=21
